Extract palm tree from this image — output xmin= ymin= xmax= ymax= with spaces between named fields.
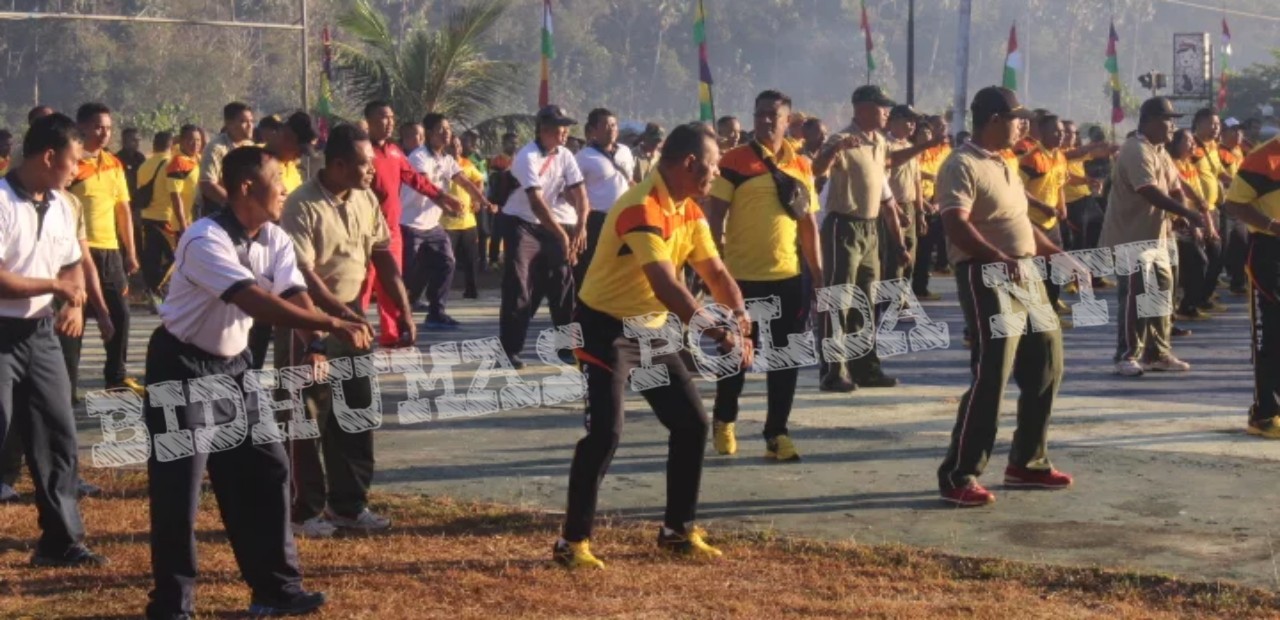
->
xmin=332 ymin=0 xmax=523 ymax=126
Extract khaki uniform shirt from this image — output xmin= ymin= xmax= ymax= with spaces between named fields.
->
xmin=281 ymin=177 xmax=391 ymax=304
xmin=887 ymin=136 xmax=920 ymax=216
xmin=197 ymin=132 xmax=254 ymax=211
xmin=936 ymin=142 xmax=1037 ymax=265
xmin=822 ymin=121 xmax=893 ymax=219
xmin=1100 ymin=134 xmax=1180 ymax=248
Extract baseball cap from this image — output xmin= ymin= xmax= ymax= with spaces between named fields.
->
xmin=258 ymin=114 xmax=284 ymax=132
xmin=1223 ymin=117 xmax=1241 ymax=129
xmin=851 ymin=85 xmax=896 ymax=107
xmin=285 ymin=111 xmax=318 ymax=144
xmin=1138 ymin=97 xmax=1184 ymax=120
xmin=536 ymin=105 xmax=578 ymax=127
xmin=970 ymin=86 xmax=1035 ymax=123
xmin=889 ymin=104 xmax=921 ymax=120
xmin=641 ymin=122 xmax=666 ymax=142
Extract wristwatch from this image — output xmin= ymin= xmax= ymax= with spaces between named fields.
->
xmin=307 ymin=338 xmax=328 ymax=355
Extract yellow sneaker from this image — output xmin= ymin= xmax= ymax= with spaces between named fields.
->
xmin=765 ymin=435 xmax=800 ymax=462
xmin=552 ymin=539 xmax=605 ymax=570
xmin=110 ymin=377 xmax=146 ymax=397
xmin=712 ymin=421 xmax=737 ymax=456
xmin=1065 ymin=282 xmax=1078 ymax=295
xmin=657 ymin=526 xmax=723 ymax=561
xmin=1246 ymin=417 xmax=1280 ymax=439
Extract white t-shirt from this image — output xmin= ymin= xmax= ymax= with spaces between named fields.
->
xmin=160 ymin=212 xmax=307 ymax=357
xmin=576 ymin=143 xmax=635 ymax=213
xmin=400 ymin=145 xmax=461 ymax=230
xmin=501 ymin=140 xmax=585 ymax=225
xmin=0 ymin=179 xmax=83 ymax=319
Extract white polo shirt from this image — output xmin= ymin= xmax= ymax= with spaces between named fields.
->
xmin=576 ymin=143 xmax=635 ymax=213
xmin=501 ymin=140 xmax=585 ymax=225
xmin=160 ymin=211 xmax=307 ymax=357
xmin=0 ymin=177 xmax=83 ymax=319
xmin=400 ymin=145 xmax=461 ymax=231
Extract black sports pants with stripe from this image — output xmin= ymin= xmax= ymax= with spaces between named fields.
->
xmin=562 ymin=304 xmax=708 ymax=542
xmin=1247 ymin=233 xmax=1280 ymax=424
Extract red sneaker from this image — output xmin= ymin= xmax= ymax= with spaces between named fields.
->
xmin=1003 ymin=465 xmax=1073 ymax=489
xmin=940 ymin=482 xmax=996 ymax=507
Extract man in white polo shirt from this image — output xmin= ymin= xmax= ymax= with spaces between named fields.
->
xmin=499 ymin=105 xmax=590 ymax=369
xmin=401 ymin=112 xmax=489 ymax=331
xmin=0 ymin=113 xmax=107 ymax=568
xmin=143 ymin=146 xmax=372 ymax=619
xmin=574 ymin=107 xmax=635 ymax=283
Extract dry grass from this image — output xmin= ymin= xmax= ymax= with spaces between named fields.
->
xmin=1 ymin=470 xmax=1278 ymax=619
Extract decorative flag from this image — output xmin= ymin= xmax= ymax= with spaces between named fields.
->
xmin=695 ymin=0 xmax=714 ymax=122
xmin=1217 ymin=18 xmax=1231 ymax=110
xmin=1106 ymin=21 xmax=1124 ymax=125
xmin=316 ymin=25 xmax=333 ymax=144
xmin=860 ymin=0 xmax=875 ymax=82
xmin=1002 ymin=24 xmax=1020 ymax=92
xmin=539 ymin=0 xmax=553 ymax=108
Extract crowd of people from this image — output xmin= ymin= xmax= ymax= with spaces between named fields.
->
xmin=0 ymin=81 xmax=1279 ymax=618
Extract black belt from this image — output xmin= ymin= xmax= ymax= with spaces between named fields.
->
xmin=825 ymin=211 xmax=876 ymax=223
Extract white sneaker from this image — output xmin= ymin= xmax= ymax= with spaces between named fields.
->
xmin=1143 ymin=355 xmax=1191 ymax=372
xmin=293 ymin=515 xmax=337 ymax=538
xmin=0 ymin=483 xmax=20 ymax=503
xmin=325 ymin=507 xmax=391 ymax=531
xmin=1114 ymin=360 xmax=1144 ymax=377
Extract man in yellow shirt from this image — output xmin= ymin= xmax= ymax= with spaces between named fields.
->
xmin=1223 ymin=136 xmax=1280 ymax=438
xmin=555 ymin=122 xmax=751 ymax=570
xmin=705 ymin=89 xmax=822 ymax=461
xmin=914 ymin=116 xmax=951 ymax=300
xmin=1019 ymin=113 xmax=1069 ymax=309
xmin=1220 ymin=118 xmax=1250 ymax=294
xmin=442 ymin=135 xmax=486 ymax=299
xmin=262 ymin=112 xmax=315 ymax=195
xmin=68 ymin=102 xmax=143 ymax=395
xmin=1187 ymin=108 xmax=1228 ymax=312
xmin=166 ymin=124 xmax=203 ymax=238
xmin=136 ymin=131 xmax=175 ymax=307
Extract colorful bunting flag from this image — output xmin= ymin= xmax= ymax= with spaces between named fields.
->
xmin=539 ymin=0 xmax=553 ymax=108
xmin=1217 ymin=18 xmax=1231 ymax=110
xmin=695 ymin=0 xmax=714 ymax=122
xmin=1003 ymin=24 xmax=1020 ymax=92
xmin=1106 ymin=21 xmax=1124 ymax=125
xmin=860 ymin=0 xmax=875 ymax=82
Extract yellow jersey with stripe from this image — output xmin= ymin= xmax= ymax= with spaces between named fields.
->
xmin=1225 ymin=138 xmax=1280 ymax=234
xmin=68 ymin=150 xmax=130 ymax=250
xmin=710 ymin=139 xmax=818 ymax=281
xmin=578 ymin=171 xmax=718 ymax=327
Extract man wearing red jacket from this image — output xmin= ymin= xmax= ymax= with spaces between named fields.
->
xmin=359 ymin=101 xmax=461 ymax=346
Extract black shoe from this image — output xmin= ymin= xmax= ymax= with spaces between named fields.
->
xmin=914 ymin=290 xmax=942 ymax=301
xmin=30 ymin=544 xmax=108 ymax=568
xmin=855 ymin=373 xmax=899 ymax=388
xmin=557 ymin=349 xmax=577 ymax=366
xmin=819 ymin=376 xmax=857 ymax=392
xmin=145 ymin=612 xmax=192 ymax=620
xmin=248 ymin=591 xmax=326 ymax=616
xmin=1171 ymin=326 xmax=1193 ymax=337
xmin=1229 ymin=286 xmax=1248 ymax=296
xmin=508 ymin=355 xmax=526 ymax=370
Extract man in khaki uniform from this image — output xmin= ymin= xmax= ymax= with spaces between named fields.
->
xmin=884 ymin=104 xmax=925 ymax=289
xmin=1100 ymin=97 xmax=1205 ymax=377
xmin=198 ymin=101 xmax=256 ymax=215
xmin=935 ymin=87 xmax=1073 ymax=508
xmin=278 ymin=124 xmax=416 ymax=537
xmin=811 ymin=86 xmax=939 ymax=392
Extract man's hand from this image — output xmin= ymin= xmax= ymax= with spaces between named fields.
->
xmin=554 ymin=227 xmax=576 ymax=266
xmin=480 ymin=198 xmax=497 ymax=214
xmin=829 ymin=134 xmax=861 ymax=153
xmin=716 ymin=331 xmax=754 ymax=371
xmin=438 ymin=193 xmax=464 ymax=216
xmin=570 ymin=225 xmax=588 ymax=258
xmin=55 ymin=304 xmax=84 ymax=338
xmin=54 ymin=279 xmax=87 ymax=307
xmin=329 ymin=318 xmax=374 ymax=350
xmin=96 ymin=313 xmax=115 ymax=342
xmin=125 ymin=253 xmax=140 ymax=276
xmin=898 ymin=246 xmax=914 ymax=269
xmin=1032 ymin=202 xmax=1057 ymax=218
xmin=995 ymin=253 xmax=1024 ymax=283
xmin=304 ymin=352 xmax=329 ymax=383
xmin=396 ymin=317 xmax=418 ymax=348
xmin=1183 ymin=210 xmax=1207 ymax=229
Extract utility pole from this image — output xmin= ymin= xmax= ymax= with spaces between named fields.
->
xmin=301 ymin=0 xmax=310 ymax=111
xmin=907 ymin=0 xmax=915 ymax=105
xmin=951 ymin=0 xmax=971 ymax=133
